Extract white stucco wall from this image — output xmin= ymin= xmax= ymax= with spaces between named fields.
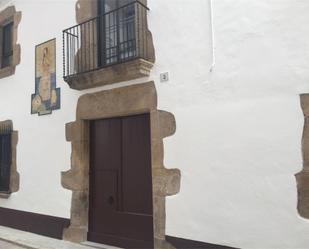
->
xmin=0 ymin=0 xmax=78 ymax=217
xmin=0 ymin=0 xmax=309 ymax=248
xmin=162 ymin=1 xmax=309 ymax=248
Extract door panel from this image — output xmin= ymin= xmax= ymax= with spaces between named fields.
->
xmin=88 ymin=114 xmax=154 ymax=249
xmin=122 ymin=115 xmax=153 ymax=215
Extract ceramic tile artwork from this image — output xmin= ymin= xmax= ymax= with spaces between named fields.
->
xmin=31 ymin=39 xmax=60 ymax=116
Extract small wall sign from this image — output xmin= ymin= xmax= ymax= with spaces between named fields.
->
xmin=160 ymin=72 xmax=169 ymax=82
xmin=31 ymin=39 xmax=60 ymax=116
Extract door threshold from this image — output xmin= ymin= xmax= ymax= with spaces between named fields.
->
xmin=82 ymin=241 xmax=124 ymax=249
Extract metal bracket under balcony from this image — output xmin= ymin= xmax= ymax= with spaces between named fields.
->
xmin=62 ymin=1 xmax=155 ymax=90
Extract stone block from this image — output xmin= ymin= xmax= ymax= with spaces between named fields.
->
xmin=70 ymin=191 xmax=89 ymax=227
xmin=151 ymin=138 xmax=164 ymax=169
xmin=300 ymin=94 xmax=309 ymax=117
xmin=61 ymin=169 xmax=88 ymax=191
xmin=77 ymin=82 xmax=157 ymax=120
xmin=153 ymin=168 xmax=181 ymax=196
xmin=158 ymin=111 xmax=176 ymax=138
xmin=63 ymin=227 xmax=87 ymax=243
xmin=155 ymin=238 xmax=176 ymax=249
xmin=153 ymin=196 xmax=165 ymax=240
xmin=296 ymin=171 xmax=309 ymax=218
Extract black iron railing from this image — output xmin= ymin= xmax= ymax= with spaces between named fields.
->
xmin=63 ymin=1 xmax=149 ymax=80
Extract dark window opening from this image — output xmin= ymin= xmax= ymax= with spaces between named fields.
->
xmin=97 ymin=0 xmax=137 ymax=67
xmin=1 ymin=22 xmax=13 ymax=68
xmin=0 ymin=125 xmax=12 ymax=193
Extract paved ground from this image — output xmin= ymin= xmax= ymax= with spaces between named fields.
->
xmin=0 ymin=240 xmax=27 ymax=249
xmin=0 ymin=225 xmax=96 ymax=249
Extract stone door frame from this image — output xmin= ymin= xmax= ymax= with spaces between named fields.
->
xmin=61 ymin=82 xmax=181 ymax=249
xmin=296 ymin=94 xmax=309 ymax=219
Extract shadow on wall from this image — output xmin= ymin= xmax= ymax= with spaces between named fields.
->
xmin=166 ymin=236 xmax=239 ymax=249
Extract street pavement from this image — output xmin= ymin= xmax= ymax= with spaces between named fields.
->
xmin=0 ymin=240 xmax=26 ymax=249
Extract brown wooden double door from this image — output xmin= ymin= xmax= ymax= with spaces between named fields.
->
xmin=88 ymin=114 xmax=154 ymax=249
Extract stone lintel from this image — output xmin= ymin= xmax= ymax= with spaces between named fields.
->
xmin=76 ymin=81 xmax=157 ymax=120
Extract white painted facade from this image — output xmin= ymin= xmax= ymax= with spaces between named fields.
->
xmin=0 ymin=0 xmax=309 ymax=248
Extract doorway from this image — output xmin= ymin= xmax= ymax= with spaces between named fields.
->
xmin=62 ymin=82 xmax=180 ymax=249
xmin=88 ymin=114 xmax=154 ymax=248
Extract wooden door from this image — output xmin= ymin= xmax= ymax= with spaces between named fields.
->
xmin=88 ymin=114 xmax=154 ymax=249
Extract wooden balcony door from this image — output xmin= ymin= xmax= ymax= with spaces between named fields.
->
xmin=88 ymin=114 xmax=154 ymax=249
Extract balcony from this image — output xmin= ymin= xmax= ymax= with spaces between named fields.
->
xmin=63 ymin=1 xmax=154 ymax=90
